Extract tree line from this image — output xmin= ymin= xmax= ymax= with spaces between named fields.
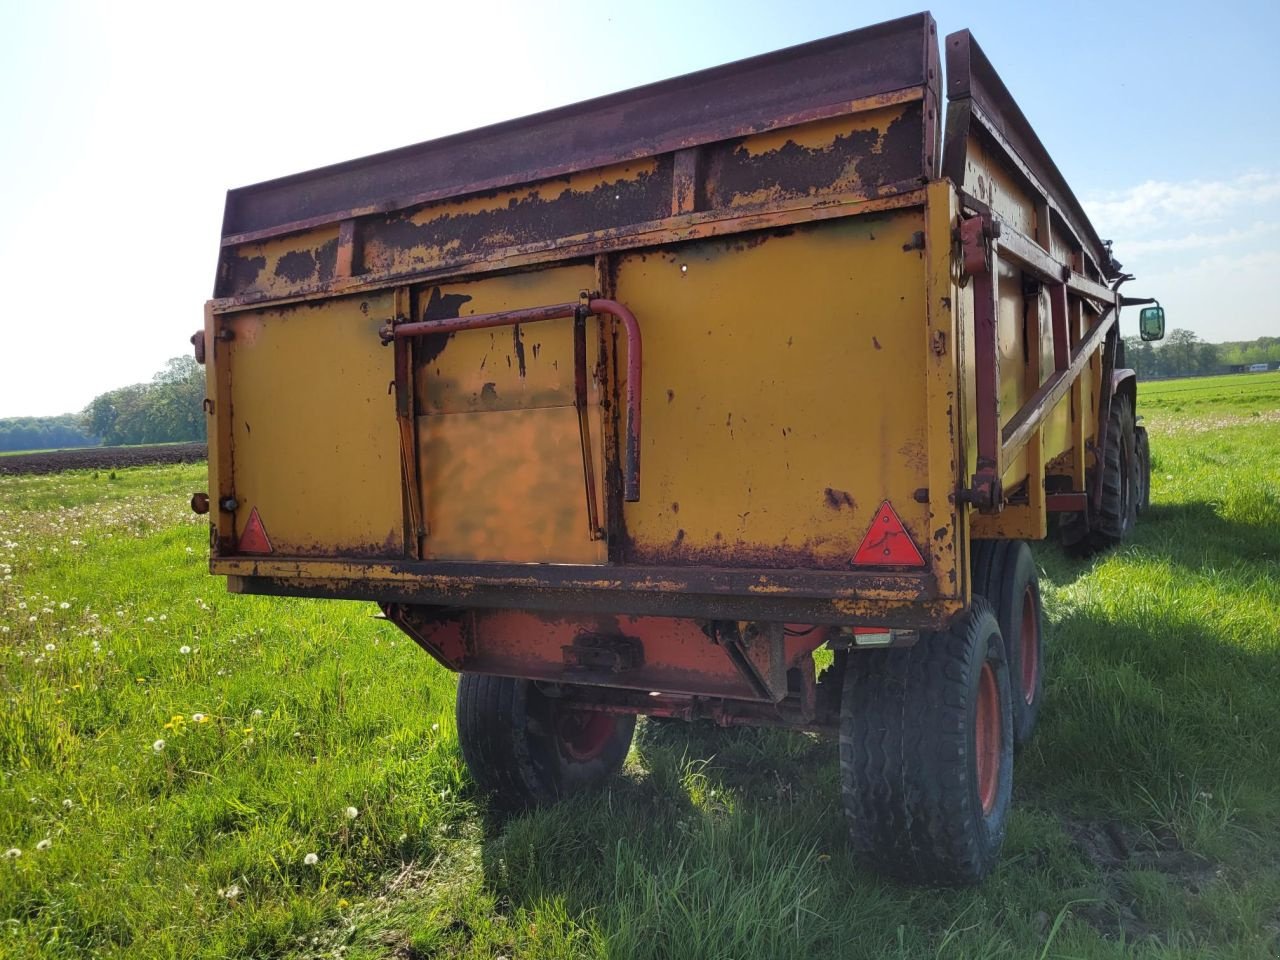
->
xmin=0 ymin=357 xmax=207 ymax=453
xmin=1123 ymin=333 xmax=1279 ymax=380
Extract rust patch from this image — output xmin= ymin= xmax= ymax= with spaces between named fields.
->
xmin=364 ymin=159 xmax=672 ymax=270
xmin=512 ymin=325 xmax=527 ymax=377
xmin=224 ymin=254 xmax=266 ymax=295
xmin=705 ymin=103 xmax=922 ymax=207
xmin=274 ymin=249 xmax=316 ymax=283
xmin=417 ymin=286 xmax=473 ymax=367
xmin=315 ymin=237 xmax=339 ymax=283
xmin=824 ymin=487 xmax=855 ymax=510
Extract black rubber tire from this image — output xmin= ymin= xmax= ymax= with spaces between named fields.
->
xmin=839 ymin=599 xmax=1013 ymax=885
xmin=1135 ymin=425 xmax=1151 ymax=515
xmin=455 ymin=674 xmax=635 ymax=808
xmin=1061 ymin=394 xmax=1138 ymax=557
xmin=971 ymin=540 xmax=1043 ymax=746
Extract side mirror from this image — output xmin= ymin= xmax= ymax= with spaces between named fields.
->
xmin=1139 ymin=305 xmax=1165 ymax=342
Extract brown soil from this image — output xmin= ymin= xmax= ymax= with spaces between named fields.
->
xmin=0 ymin=443 xmax=207 ymax=475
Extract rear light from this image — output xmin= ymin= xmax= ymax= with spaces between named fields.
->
xmin=849 ymin=627 xmax=917 ymax=647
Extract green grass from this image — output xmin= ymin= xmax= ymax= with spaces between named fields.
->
xmin=1 ymin=374 xmax=1277 ymax=959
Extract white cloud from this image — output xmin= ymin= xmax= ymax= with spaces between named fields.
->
xmin=1121 ymin=220 xmax=1280 ymax=257
xmin=1086 ymin=171 xmax=1280 ymax=233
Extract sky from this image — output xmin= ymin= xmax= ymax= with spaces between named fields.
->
xmin=1 ymin=0 xmax=1277 ymax=417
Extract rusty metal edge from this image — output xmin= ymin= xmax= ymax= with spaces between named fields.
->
xmin=942 ymin=29 xmax=1116 ymax=279
xmin=218 ymin=13 xmax=938 ymax=245
xmin=209 ymin=187 xmax=929 ymax=315
xmin=229 ymin=574 xmax=957 ymax=630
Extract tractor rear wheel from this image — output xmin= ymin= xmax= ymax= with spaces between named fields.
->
xmin=1135 ymin=424 xmax=1151 ymax=515
xmin=456 ymin=674 xmax=634 ymax=808
xmin=839 ymin=599 xmax=1013 ymax=885
xmin=1061 ymin=394 xmax=1138 ymax=557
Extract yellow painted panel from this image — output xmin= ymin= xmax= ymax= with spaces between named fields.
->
xmin=412 ymin=265 xmax=600 ymax=414
xmin=617 ymin=215 xmax=933 ymax=570
xmin=962 ymin=138 xmax=1036 ymax=238
xmin=227 ymin=293 xmax=403 ymax=556
xmin=417 ymin=406 xmax=606 ymax=564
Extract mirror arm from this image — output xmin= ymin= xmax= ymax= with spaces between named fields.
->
xmin=1120 ymin=296 xmax=1160 ymax=307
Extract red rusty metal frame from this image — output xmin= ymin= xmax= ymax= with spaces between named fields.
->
xmin=381 ymin=604 xmax=836 ymax=709
xmin=384 ymin=297 xmax=643 ymax=502
xmin=959 ymin=212 xmax=1118 ymax=512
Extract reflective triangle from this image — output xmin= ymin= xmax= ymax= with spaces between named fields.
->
xmin=852 ymin=500 xmax=925 ymax=567
xmin=238 ymin=506 xmax=273 ymax=555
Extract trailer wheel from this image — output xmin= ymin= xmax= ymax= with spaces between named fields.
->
xmin=839 ymin=599 xmax=1013 ymax=885
xmin=1135 ymin=425 xmax=1151 ymax=515
xmin=1061 ymin=394 xmax=1137 ymax=556
xmin=455 ymin=674 xmax=635 ymax=808
xmin=972 ymin=540 xmax=1043 ymax=746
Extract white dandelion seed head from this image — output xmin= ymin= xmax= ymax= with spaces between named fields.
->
xmin=303 ymin=852 xmax=319 ymax=866
xmin=223 ymin=884 xmax=241 ymax=899
xmin=344 ymin=806 xmax=359 ymax=820
xmin=179 ymin=645 xmax=191 ymax=655
xmin=252 ymin=709 xmax=263 ymax=718
xmin=145 ymin=617 xmax=155 ymax=623
xmin=152 ymin=739 xmax=166 ymax=753
xmin=36 ymin=839 xmax=51 ymax=851
xmin=58 ymin=602 xmax=70 ymax=610
xmin=3 ymin=848 xmax=19 ymax=859
xmin=431 ymin=723 xmax=439 ymax=732
xmin=44 ymin=643 xmax=55 ymax=652
xmin=63 ymin=799 xmax=73 ymax=809
xmin=192 ymin=713 xmax=205 ymax=723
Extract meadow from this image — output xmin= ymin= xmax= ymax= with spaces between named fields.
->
xmin=1 ymin=373 xmax=1277 ymax=959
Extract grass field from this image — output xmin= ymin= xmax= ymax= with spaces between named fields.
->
xmin=2 ymin=373 xmax=1277 ymax=959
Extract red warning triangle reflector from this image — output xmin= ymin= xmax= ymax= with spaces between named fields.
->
xmin=237 ymin=506 xmax=273 ymax=555
xmin=852 ymin=500 xmax=925 ymax=567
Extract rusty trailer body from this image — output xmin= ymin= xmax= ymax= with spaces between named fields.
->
xmin=199 ymin=13 xmax=1158 ymax=883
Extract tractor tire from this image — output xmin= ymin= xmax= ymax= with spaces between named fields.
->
xmin=971 ymin=540 xmax=1043 ymax=746
xmin=1060 ymin=394 xmax=1138 ymax=557
xmin=1135 ymin=425 xmax=1151 ymax=515
xmin=456 ymin=674 xmax=634 ymax=808
xmin=839 ymin=599 xmax=1013 ymax=885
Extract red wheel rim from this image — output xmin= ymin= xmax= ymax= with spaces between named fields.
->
xmin=556 ymin=710 xmax=617 ymax=762
xmin=1020 ymin=585 xmax=1039 ymax=706
xmin=975 ymin=662 xmax=1001 ymax=815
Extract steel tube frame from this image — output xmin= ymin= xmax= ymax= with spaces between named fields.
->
xmin=963 ymin=213 xmax=1118 ymax=511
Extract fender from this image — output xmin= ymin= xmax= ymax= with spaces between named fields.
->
xmin=1111 ymin=368 xmax=1137 ymax=407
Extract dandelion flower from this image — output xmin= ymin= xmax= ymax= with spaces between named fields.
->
xmin=44 ymin=643 xmax=56 ymax=652
xmin=145 ymin=617 xmax=155 ymax=623
xmin=223 ymin=884 xmax=241 ymax=900
xmin=63 ymin=799 xmax=73 ymax=810
xmin=252 ymin=709 xmax=263 ymax=718
xmin=192 ymin=713 xmax=206 ymax=723
xmin=59 ymin=602 xmax=70 ymax=610
xmin=303 ymin=852 xmax=319 ymax=866
xmin=36 ymin=839 xmax=51 ymax=851
xmin=152 ymin=739 xmax=166 ymax=753
xmin=431 ymin=723 xmax=439 ymax=732
xmin=344 ymin=806 xmax=359 ymax=820
xmin=3 ymin=848 xmax=19 ymax=859
xmin=159 ymin=614 xmax=167 ymax=621
xmin=179 ymin=645 xmax=191 ymax=655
